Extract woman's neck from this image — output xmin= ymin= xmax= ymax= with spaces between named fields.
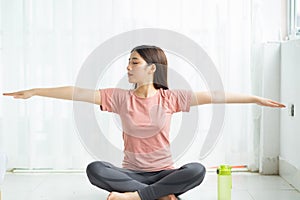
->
xmin=134 ymin=84 xmax=157 ymax=98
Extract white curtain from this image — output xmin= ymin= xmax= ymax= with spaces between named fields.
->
xmin=0 ymin=0 xmax=255 ymax=170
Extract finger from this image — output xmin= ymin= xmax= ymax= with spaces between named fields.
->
xmin=276 ymin=102 xmax=286 ymax=107
xmin=3 ymin=93 xmax=15 ymax=96
xmin=3 ymin=92 xmax=22 ymax=96
xmin=268 ymin=102 xmax=285 ymax=108
xmin=13 ymin=94 xmax=24 ymax=99
xmin=266 ymin=100 xmax=286 ymax=108
xmin=271 ymin=102 xmax=285 ymax=107
xmin=276 ymin=103 xmax=285 ymax=107
xmin=5 ymin=93 xmax=25 ymax=98
xmin=270 ymin=102 xmax=281 ymax=107
xmin=263 ymin=101 xmax=279 ymax=107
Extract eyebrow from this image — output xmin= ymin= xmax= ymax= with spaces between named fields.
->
xmin=128 ymin=57 xmax=139 ymax=61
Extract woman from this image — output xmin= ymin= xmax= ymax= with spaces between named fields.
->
xmin=3 ymin=45 xmax=285 ymax=200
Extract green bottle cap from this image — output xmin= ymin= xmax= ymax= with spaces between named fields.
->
xmin=217 ymin=165 xmax=231 ymax=175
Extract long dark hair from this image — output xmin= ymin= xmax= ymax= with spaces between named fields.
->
xmin=131 ymin=45 xmax=169 ymax=90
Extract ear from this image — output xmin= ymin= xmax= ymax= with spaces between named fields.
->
xmin=149 ymin=64 xmax=156 ymax=73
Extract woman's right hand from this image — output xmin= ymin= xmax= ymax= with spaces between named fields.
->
xmin=3 ymin=89 xmax=35 ymax=99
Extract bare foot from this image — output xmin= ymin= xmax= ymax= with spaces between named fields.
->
xmin=158 ymin=194 xmax=178 ymax=200
xmin=107 ymin=191 xmax=141 ymax=200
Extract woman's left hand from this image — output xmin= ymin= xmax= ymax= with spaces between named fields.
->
xmin=256 ymin=97 xmax=286 ymax=108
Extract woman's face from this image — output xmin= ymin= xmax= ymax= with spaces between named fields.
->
xmin=127 ymin=51 xmax=154 ymax=85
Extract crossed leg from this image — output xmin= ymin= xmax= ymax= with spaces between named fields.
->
xmin=86 ymin=161 xmax=205 ymax=200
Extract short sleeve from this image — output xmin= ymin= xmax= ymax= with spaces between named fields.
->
xmin=167 ymin=89 xmax=193 ymax=113
xmin=100 ymin=88 xmax=127 ymax=114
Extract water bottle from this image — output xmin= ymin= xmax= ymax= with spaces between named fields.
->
xmin=217 ymin=165 xmax=232 ymax=200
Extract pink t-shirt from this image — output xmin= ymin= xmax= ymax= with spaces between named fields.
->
xmin=100 ymin=88 xmax=192 ymax=172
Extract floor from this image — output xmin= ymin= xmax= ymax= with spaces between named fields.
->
xmin=1 ymin=172 xmax=300 ymax=200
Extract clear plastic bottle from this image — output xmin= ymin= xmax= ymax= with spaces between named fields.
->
xmin=217 ymin=165 xmax=232 ymax=200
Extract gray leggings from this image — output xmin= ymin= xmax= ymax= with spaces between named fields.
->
xmin=86 ymin=161 xmax=206 ymax=200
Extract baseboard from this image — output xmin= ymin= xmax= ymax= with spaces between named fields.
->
xmin=259 ymin=156 xmax=279 ymax=175
xmin=279 ymin=156 xmax=300 ymax=191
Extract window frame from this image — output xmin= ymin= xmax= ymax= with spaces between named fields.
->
xmin=288 ymin=0 xmax=300 ymax=38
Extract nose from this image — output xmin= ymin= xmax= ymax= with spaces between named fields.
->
xmin=127 ymin=64 xmax=132 ymax=71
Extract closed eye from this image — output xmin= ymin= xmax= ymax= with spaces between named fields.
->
xmin=128 ymin=61 xmax=139 ymax=64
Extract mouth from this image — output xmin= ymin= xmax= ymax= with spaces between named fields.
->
xmin=127 ymin=73 xmax=133 ymax=76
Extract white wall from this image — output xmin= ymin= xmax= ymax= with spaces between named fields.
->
xmin=259 ymin=42 xmax=281 ymax=174
xmin=251 ymin=0 xmax=284 ymax=173
xmin=280 ymin=39 xmax=300 ymax=191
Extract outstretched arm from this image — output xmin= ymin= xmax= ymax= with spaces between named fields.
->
xmin=190 ymin=91 xmax=285 ymax=108
xmin=3 ymin=86 xmax=101 ymax=105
